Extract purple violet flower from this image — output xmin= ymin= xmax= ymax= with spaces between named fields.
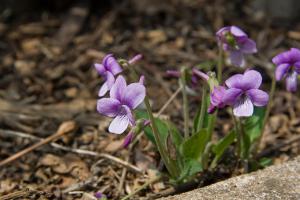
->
xmin=94 ymin=54 xmax=123 ymax=97
xmin=166 ymin=68 xmax=209 ymax=87
xmin=208 ymin=86 xmax=227 ymax=114
xmin=129 ymin=54 xmax=143 ymax=64
xmin=123 ymin=131 xmax=134 ymax=148
xmin=223 ymin=70 xmax=269 ymax=117
xmin=166 ymin=70 xmax=181 ymax=78
xmin=192 ymin=68 xmax=209 ymax=81
xmin=272 ymin=48 xmax=300 ymax=92
xmin=94 ymin=191 xmax=103 ymax=199
xmin=216 ymin=26 xmax=257 ymax=67
xmin=97 ymin=75 xmax=146 ymax=134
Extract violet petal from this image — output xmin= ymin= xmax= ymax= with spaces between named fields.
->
xmin=230 ymin=26 xmax=247 ymax=38
xmin=108 ymin=114 xmax=129 ymax=134
xmin=106 ymin=71 xmax=115 ymax=90
xmin=123 ymin=132 xmax=133 ymax=148
xmin=128 ymin=54 xmax=143 ymax=64
xmin=240 ymin=39 xmax=257 ymax=54
xmin=229 ymin=50 xmax=245 ymax=67
xmin=104 ymin=54 xmax=122 ymax=75
xmin=207 ymin=104 xmax=216 ymax=114
xmin=225 ymin=74 xmax=243 ymax=88
xmin=294 ymin=61 xmax=300 ymax=74
xmin=275 ymin=63 xmax=290 ymax=81
xmin=110 ymin=75 xmax=127 ymax=101
xmin=94 ymin=63 xmax=106 ymax=76
xmin=122 ymin=83 xmax=146 ymax=109
xmin=122 ymin=105 xmax=135 ymax=126
xmin=286 ymin=71 xmax=298 ymax=92
xmin=97 ymin=98 xmax=121 ymax=117
xmin=139 ymin=75 xmax=145 ymax=85
xmin=192 ymin=68 xmax=209 ymax=81
xmin=223 ymin=88 xmax=242 ymax=105
xmin=289 ymin=48 xmax=300 ymax=63
xmin=272 ymin=51 xmax=287 ymax=65
xmin=241 ymin=70 xmax=262 ymax=90
xmin=246 ymin=89 xmax=269 ymax=106
xmin=233 ymin=96 xmax=254 ymax=117
xmin=98 ymin=81 xmax=108 ymax=97
xmin=210 ymin=86 xmax=227 ymax=106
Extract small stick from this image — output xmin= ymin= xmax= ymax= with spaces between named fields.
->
xmin=0 ymin=121 xmax=76 ymax=167
xmin=0 ymin=189 xmax=35 ymax=200
xmin=0 ymin=129 xmax=142 ymax=173
xmin=156 ymin=86 xmax=182 ymax=116
xmin=120 ymin=175 xmax=161 ymax=200
xmin=118 ymin=157 xmax=129 ymax=194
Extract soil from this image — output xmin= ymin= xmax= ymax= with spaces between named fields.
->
xmin=0 ymin=0 xmax=300 ymax=199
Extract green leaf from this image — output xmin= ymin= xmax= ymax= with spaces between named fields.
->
xmin=213 ymin=130 xmax=236 ymax=154
xmin=210 ymin=130 xmax=236 ymax=169
xmin=241 ymin=107 xmax=265 ymax=159
xmin=167 ymin=122 xmax=183 ymax=149
xmin=135 ymin=110 xmax=155 ymax=143
xmin=193 ymin=105 xmax=202 ymax=133
xmin=193 ymin=87 xmax=209 ymax=134
xmin=178 ymin=159 xmax=203 ymax=182
xmin=249 ymin=157 xmax=273 ymax=171
xmin=134 ymin=110 xmax=169 ymax=146
xmin=259 ymin=157 xmax=272 ymax=167
xmin=244 ymin=107 xmax=266 ymax=143
xmin=241 ymin=131 xmax=251 ymax=159
xmin=180 ymin=129 xmax=209 ymax=160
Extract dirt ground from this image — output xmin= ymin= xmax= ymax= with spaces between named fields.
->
xmin=0 ymin=0 xmax=300 ymax=199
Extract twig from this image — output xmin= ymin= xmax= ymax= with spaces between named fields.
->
xmin=62 ymin=177 xmax=95 ymax=193
xmin=118 ymin=157 xmax=129 ymax=194
xmin=157 ymin=86 xmax=182 ymax=116
xmin=120 ymin=175 xmax=161 ymax=200
xmin=0 ymin=128 xmax=142 ymax=173
xmin=68 ymin=191 xmax=97 ymax=200
xmin=0 ymin=121 xmax=76 ymax=167
xmin=0 ymin=189 xmax=32 ymax=200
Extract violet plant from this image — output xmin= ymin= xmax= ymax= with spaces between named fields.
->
xmin=94 ymin=26 xmax=298 ymax=185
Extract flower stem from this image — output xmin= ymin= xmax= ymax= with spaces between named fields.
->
xmin=125 ymin=62 xmax=178 ymax=177
xmin=231 ymin=109 xmax=240 ymax=157
xmin=217 ymin=43 xmax=224 ymax=82
xmin=207 ymin=111 xmax=216 ymax=140
xmin=238 ymin=118 xmax=246 ymax=160
xmin=255 ymin=75 xmax=276 ymax=155
xmin=144 ymin=95 xmax=179 ymax=178
xmin=207 ymin=43 xmax=224 ymax=139
xmin=180 ymin=68 xmax=190 ymax=138
xmin=195 ymin=86 xmax=207 ymax=133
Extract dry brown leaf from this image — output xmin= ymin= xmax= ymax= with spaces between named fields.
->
xmin=0 ymin=179 xmax=17 ymax=193
xmin=39 ymin=153 xmax=91 ymax=180
xmin=104 ymin=139 xmax=123 ymax=152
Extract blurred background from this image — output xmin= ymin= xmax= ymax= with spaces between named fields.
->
xmin=1 ymin=0 xmax=300 ymax=105
xmin=1 ymin=0 xmax=300 ymax=199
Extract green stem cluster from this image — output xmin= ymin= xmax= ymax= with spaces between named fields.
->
xmin=217 ymin=43 xmax=224 ymax=82
xmin=180 ymin=68 xmax=190 ymax=138
xmin=127 ymin=62 xmax=179 ymax=178
xmin=255 ymin=75 xmax=276 ymax=155
xmin=144 ymin=96 xmax=179 ymax=178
